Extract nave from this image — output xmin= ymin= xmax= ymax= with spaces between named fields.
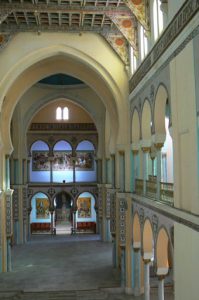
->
xmin=0 ymin=235 xmax=173 ymax=300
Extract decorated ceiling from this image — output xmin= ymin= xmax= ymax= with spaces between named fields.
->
xmin=0 ymin=0 xmax=150 ymax=65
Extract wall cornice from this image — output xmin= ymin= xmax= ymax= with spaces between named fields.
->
xmin=129 ymin=0 xmax=199 ymax=93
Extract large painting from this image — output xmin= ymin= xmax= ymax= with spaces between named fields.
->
xmin=36 ymin=198 xmax=50 ymax=219
xmin=53 ymin=151 xmax=73 ymax=171
xmin=77 ymin=197 xmax=91 ymax=218
xmin=32 ymin=150 xmax=94 ymax=171
xmin=75 ymin=151 xmax=94 ymax=171
xmin=32 ymin=151 xmax=50 ymax=171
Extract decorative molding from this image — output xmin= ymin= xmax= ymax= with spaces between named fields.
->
xmin=105 ymin=188 xmax=111 ymax=219
xmin=98 ymin=186 xmax=103 ymax=219
xmin=130 ymin=0 xmax=199 ymax=92
xmin=110 ymin=191 xmax=116 ymax=234
xmin=5 ymin=190 xmax=14 ymax=237
xmin=119 ymin=198 xmax=126 ymax=247
xmin=29 ymin=123 xmax=97 ymax=131
xmin=13 ymin=188 xmax=19 ymax=221
xmin=133 ymin=195 xmax=199 ymax=232
xmin=23 ymin=187 xmax=27 ymax=220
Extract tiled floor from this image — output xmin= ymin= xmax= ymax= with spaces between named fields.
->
xmin=0 ymin=234 xmax=174 ymax=300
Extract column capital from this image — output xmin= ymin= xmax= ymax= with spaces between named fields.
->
xmin=154 ymin=143 xmax=164 ymax=150
xmin=142 ymin=147 xmax=151 ymax=153
xmin=158 ymin=275 xmax=166 ymax=280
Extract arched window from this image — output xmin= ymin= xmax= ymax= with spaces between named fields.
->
xmin=130 ymin=47 xmax=137 ymax=75
xmin=56 ymin=106 xmax=69 ymax=120
xmin=140 ymin=25 xmax=148 ymax=61
xmin=56 ymin=107 xmax=62 ymax=120
xmin=63 ymin=107 xmax=69 ymax=120
xmin=153 ymin=0 xmax=163 ymax=41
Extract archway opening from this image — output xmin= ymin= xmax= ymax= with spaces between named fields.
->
xmin=54 ymin=191 xmax=72 ymax=235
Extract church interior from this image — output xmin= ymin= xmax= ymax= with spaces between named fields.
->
xmin=0 ymin=0 xmax=199 ymax=299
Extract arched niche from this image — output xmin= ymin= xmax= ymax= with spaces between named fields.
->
xmin=76 ymin=192 xmax=96 ymax=223
xmin=30 ymin=192 xmax=51 ymax=224
xmin=75 ymin=140 xmax=96 ymax=182
xmin=30 ymin=140 xmax=50 ymax=183
xmin=156 ymin=227 xmax=169 ymax=275
xmin=154 ymin=84 xmax=169 ymax=137
xmin=143 ymin=218 xmax=154 ymax=259
xmin=141 ymin=99 xmax=152 ymax=141
xmin=53 ymin=140 xmax=73 ymax=183
xmin=132 ymin=109 xmax=140 ymax=143
xmin=0 ymin=35 xmax=129 ymax=154
xmin=132 ymin=213 xmax=141 ymax=248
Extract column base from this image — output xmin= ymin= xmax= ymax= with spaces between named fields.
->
xmin=125 ymin=287 xmax=134 ymax=295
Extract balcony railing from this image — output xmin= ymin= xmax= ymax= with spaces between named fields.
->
xmin=135 ymin=179 xmax=174 ymax=206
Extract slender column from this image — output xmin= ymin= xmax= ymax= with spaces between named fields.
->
xmin=72 ymin=209 xmax=77 ymax=234
xmin=5 ymin=155 xmax=10 ymax=189
xmin=94 ymin=205 xmax=99 ymax=234
xmin=50 ymin=209 xmax=54 ymax=235
xmin=121 ymin=247 xmax=126 ymax=287
xmin=155 ymin=144 xmax=163 ymax=200
xmin=112 ymin=235 xmax=117 ymax=268
xmin=48 ymin=156 xmax=54 ymax=183
xmin=72 ymin=157 xmax=76 ymax=183
xmin=27 ymin=158 xmax=31 ymax=184
xmin=142 ymin=148 xmax=150 ymax=196
xmin=97 ymin=159 xmax=102 ymax=183
xmin=160 ymin=0 xmax=168 ymax=27
xmin=27 ymin=208 xmax=32 ymax=241
xmin=144 ymin=259 xmax=151 ymax=300
xmin=134 ymin=246 xmax=141 ymax=296
xmin=158 ymin=276 xmax=165 ymax=300
xmin=132 ymin=150 xmax=138 ymax=192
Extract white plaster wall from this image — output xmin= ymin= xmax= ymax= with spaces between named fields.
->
xmin=175 ymin=223 xmax=199 ymax=300
xmin=161 ymin=118 xmax=173 ymax=183
xmin=170 ymin=40 xmax=199 ymax=213
xmin=168 ymin=0 xmax=186 ymax=22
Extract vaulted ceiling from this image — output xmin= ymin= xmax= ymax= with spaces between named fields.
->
xmin=0 ymin=0 xmax=150 ymax=65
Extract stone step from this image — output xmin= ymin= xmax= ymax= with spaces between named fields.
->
xmin=0 ymin=289 xmax=109 ymax=300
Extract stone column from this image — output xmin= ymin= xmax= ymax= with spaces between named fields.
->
xmin=5 ymin=189 xmax=14 ymax=272
xmin=142 ymin=148 xmax=150 ymax=196
xmin=133 ymin=243 xmax=141 ymax=296
xmin=158 ymin=275 xmax=165 ymax=300
xmin=48 ymin=155 xmax=54 ymax=183
xmin=155 ymin=144 xmax=163 ymax=200
xmin=27 ymin=158 xmax=31 ymax=184
xmin=125 ymin=194 xmax=133 ymax=294
xmin=97 ymin=159 xmax=102 ymax=183
xmin=50 ymin=208 xmax=54 ymax=235
xmin=132 ymin=150 xmax=139 ymax=192
xmin=27 ymin=208 xmax=32 ymax=241
xmin=143 ymin=259 xmax=151 ymax=300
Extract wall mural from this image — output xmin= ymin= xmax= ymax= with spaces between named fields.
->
xmin=77 ymin=197 xmax=91 ymax=218
xmin=32 ymin=150 xmax=94 ymax=171
xmin=32 ymin=151 xmax=50 ymax=171
xmin=75 ymin=151 xmax=94 ymax=171
xmin=53 ymin=151 xmax=73 ymax=170
xmin=36 ymin=198 xmax=50 ymax=219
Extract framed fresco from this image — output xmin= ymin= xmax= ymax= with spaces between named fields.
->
xmin=53 ymin=151 xmax=73 ymax=171
xmin=36 ymin=198 xmax=50 ymax=219
xmin=32 ymin=150 xmax=94 ymax=171
xmin=75 ymin=151 xmax=94 ymax=171
xmin=77 ymin=197 xmax=91 ymax=218
xmin=32 ymin=151 xmax=50 ymax=171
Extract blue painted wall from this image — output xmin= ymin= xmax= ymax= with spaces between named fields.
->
xmin=30 ymin=139 xmax=96 ymax=183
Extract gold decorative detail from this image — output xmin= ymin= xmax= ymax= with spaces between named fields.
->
xmin=141 ymin=147 xmax=150 ymax=152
